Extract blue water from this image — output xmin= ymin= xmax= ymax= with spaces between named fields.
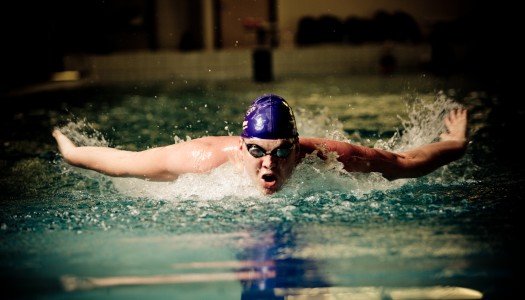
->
xmin=0 ymin=74 xmax=518 ymax=299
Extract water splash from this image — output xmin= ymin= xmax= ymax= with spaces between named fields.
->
xmin=57 ymin=119 xmax=109 ymax=147
xmin=111 ymin=163 xmax=262 ymax=201
xmin=375 ymin=91 xmax=462 ymax=152
xmin=294 ymin=107 xmax=347 ymax=141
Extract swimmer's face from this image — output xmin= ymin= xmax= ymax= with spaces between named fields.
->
xmin=240 ymin=138 xmax=298 ymax=195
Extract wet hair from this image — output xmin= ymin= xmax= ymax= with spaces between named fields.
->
xmin=241 ymin=94 xmax=298 ymax=140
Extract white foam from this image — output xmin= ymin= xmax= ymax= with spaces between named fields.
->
xmin=111 ymin=163 xmax=261 ymax=201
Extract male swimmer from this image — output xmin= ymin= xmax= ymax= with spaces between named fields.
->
xmin=52 ymin=94 xmax=468 ymax=195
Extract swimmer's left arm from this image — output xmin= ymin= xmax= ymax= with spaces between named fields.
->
xmin=329 ymin=109 xmax=469 ymax=180
xmin=389 ymin=108 xmax=468 ymax=179
xmin=380 ymin=139 xmax=468 ymax=180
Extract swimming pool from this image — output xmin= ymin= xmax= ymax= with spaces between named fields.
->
xmin=0 ymin=74 xmax=518 ymax=299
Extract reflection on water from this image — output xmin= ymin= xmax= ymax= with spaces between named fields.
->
xmin=0 ymin=74 xmax=518 ymax=299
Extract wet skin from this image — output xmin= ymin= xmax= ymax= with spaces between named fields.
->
xmin=239 ymin=138 xmax=298 ymax=195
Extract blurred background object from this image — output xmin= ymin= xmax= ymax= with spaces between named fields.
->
xmin=1 ymin=0 xmax=509 ymax=91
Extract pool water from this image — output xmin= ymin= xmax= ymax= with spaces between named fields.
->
xmin=0 ymin=74 xmax=518 ymax=299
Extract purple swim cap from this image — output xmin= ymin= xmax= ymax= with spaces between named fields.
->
xmin=241 ymin=94 xmax=298 ymax=140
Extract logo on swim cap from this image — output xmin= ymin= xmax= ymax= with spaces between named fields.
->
xmin=241 ymin=94 xmax=298 ymax=140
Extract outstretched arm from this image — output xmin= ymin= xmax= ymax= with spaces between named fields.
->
xmin=316 ymin=109 xmax=469 ymax=180
xmin=52 ymin=129 xmax=233 ymax=181
xmin=382 ymin=108 xmax=469 ymax=180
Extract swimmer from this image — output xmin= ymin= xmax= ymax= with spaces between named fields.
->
xmin=52 ymin=94 xmax=468 ymax=195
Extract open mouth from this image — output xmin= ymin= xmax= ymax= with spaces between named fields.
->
xmin=262 ymin=174 xmax=277 ymax=186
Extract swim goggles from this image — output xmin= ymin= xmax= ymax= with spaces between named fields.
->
xmin=243 ymin=140 xmax=294 ymax=158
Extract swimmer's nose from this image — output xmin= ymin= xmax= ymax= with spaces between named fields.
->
xmin=261 ymin=155 xmax=276 ymax=169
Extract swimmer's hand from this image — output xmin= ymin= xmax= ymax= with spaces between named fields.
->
xmin=439 ymin=109 xmax=468 ymax=142
xmin=52 ymin=129 xmax=77 ymax=159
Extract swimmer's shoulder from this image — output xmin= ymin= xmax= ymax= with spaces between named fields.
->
xmin=190 ymin=136 xmax=240 ymax=149
xmin=187 ymin=136 xmax=240 ymax=166
xmin=298 ymin=137 xmax=359 ymax=154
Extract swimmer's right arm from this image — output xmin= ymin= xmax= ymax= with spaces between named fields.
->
xmin=52 ymin=129 xmax=178 ymax=180
xmin=52 ymin=129 xmax=231 ymax=181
